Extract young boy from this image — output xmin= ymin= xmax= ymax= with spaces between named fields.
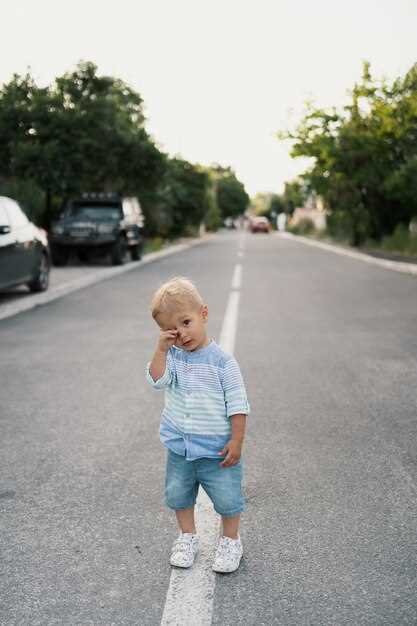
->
xmin=146 ymin=276 xmax=250 ymax=573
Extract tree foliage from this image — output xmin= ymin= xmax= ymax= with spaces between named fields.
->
xmin=0 ymin=63 xmax=167 ymax=225
xmin=279 ymin=62 xmax=417 ymax=245
xmin=0 ymin=61 xmax=249 ymax=238
xmin=153 ymin=158 xmax=211 ymax=237
xmin=210 ymin=165 xmax=249 ymax=219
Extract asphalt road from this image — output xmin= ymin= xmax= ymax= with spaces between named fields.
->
xmin=1 ymin=231 xmax=416 ymax=625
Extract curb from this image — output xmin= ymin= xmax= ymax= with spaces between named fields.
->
xmin=276 ymin=232 xmax=417 ymax=277
xmin=0 ymin=235 xmax=214 ymax=323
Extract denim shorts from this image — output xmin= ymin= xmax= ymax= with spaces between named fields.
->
xmin=165 ymin=449 xmax=245 ymax=517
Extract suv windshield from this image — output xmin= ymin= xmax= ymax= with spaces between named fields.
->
xmin=68 ymin=204 xmax=122 ymax=220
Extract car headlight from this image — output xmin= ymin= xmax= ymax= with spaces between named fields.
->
xmin=52 ymin=224 xmax=64 ymax=235
xmin=97 ymin=223 xmax=115 ymax=234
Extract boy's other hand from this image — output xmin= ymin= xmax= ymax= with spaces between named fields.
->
xmin=218 ymin=440 xmax=242 ymax=467
xmin=157 ymin=329 xmax=178 ymax=353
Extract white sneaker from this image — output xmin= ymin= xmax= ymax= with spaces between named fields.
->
xmin=212 ymin=535 xmax=243 ymax=573
xmin=170 ymin=533 xmax=199 ymax=568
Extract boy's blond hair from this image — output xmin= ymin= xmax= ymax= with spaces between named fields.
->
xmin=151 ymin=276 xmax=204 ymax=319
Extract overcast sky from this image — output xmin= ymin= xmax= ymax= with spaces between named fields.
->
xmin=1 ymin=0 xmax=416 ymax=196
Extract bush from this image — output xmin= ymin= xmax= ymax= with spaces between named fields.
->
xmin=379 ymin=223 xmax=417 ymax=256
xmin=326 ymin=211 xmax=354 ymax=242
xmin=289 ymin=217 xmax=315 ymax=235
xmin=144 ymin=237 xmax=165 ymax=253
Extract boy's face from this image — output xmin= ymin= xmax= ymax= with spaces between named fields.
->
xmin=156 ymin=304 xmax=209 ymax=351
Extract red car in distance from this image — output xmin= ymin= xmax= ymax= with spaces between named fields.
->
xmin=250 ymin=216 xmax=271 ymax=233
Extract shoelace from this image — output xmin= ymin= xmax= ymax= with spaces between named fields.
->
xmin=172 ymin=537 xmax=195 ymax=555
xmin=215 ymin=538 xmax=241 ymax=560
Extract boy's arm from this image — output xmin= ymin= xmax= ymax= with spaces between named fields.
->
xmin=149 ymin=348 xmax=169 ymax=383
xmin=230 ymin=413 xmax=246 ymax=444
xmin=219 ymin=413 xmax=246 ymax=467
xmin=218 ymin=356 xmax=250 ymax=468
xmin=146 ymin=330 xmax=178 ymax=389
xmin=221 ymin=357 xmax=250 ymax=419
xmin=146 ymin=349 xmax=172 ymax=388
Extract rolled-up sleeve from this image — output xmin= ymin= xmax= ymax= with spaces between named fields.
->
xmin=222 ymin=357 xmax=250 ymax=418
xmin=146 ymin=351 xmax=174 ymax=389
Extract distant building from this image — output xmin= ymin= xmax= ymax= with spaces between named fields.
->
xmin=290 ymin=192 xmax=326 ymax=230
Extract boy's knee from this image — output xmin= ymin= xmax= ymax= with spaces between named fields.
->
xmin=212 ymin=497 xmax=245 ymax=517
xmin=205 ymin=482 xmax=245 ymax=517
xmin=165 ymin=477 xmax=199 ymax=510
xmin=165 ymin=489 xmax=197 ymax=510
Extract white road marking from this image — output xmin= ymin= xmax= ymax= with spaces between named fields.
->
xmin=219 ymin=289 xmax=240 ymax=356
xmin=160 ymin=266 xmax=242 ymax=626
xmin=231 ymin=264 xmax=242 ymax=290
xmin=277 ymin=232 xmax=417 ymax=277
xmin=237 ymin=250 xmax=244 ymax=258
xmin=160 ymin=490 xmax=219 ymax=626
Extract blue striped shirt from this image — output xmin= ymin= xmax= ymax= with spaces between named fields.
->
xmin=146 ymin=339 xmax=250 ymax=460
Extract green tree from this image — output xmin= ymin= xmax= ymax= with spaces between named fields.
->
xmin=282 ymin=180 xmax=307 ymax=214
xmin=203 ymin=170 xmax=222 ymax=231
xmin=278 ymin=62 xmax=417 ymax=245
xmin=0 ymin=62 xmax=166 ymax=226
xmin=157 ymin=158 xmax=210 ymax=237
xmin=211 ymin=165 xmax=249 ymax=219
xmin=269 ymin=194 xmax=285 ymax=215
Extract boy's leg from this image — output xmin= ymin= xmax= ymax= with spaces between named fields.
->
xmin=175 ymin=506 xmax=197 ymax=534
xmin=221 ymin=513 xmax=240 ymax=539
xmin=197 ymin=459 xmax=244 ymax=531
xmin=165 ymin=450 xmax=199 ymax=533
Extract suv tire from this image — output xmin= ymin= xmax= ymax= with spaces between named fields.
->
xmin=77 ymin=249 xmax=90 ymax=263
xmin=111 ymin=236 xmax=127 ymax=265
xmin=130 ymin=243 xmax=142 ymax=261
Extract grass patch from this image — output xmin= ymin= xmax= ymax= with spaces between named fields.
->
xmin=288 ymin=220 xmax=417 ymax=259
xmin=363 ymin=224 xmax=417 ymax=257
xmin=143 ymin=236 xmax=165 ymax=254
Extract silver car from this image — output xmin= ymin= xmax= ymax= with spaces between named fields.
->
xmin=0 ymin=196 xmax=51 ymax=292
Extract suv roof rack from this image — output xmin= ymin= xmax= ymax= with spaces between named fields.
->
xmin=80 ymin=192 xmax=120 ymax=201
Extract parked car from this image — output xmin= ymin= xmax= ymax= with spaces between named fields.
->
xmin=50 ymin=193 xmax=145 ymax=266
xmin=224 ymin=217 xmax=236 ymax=229
xmin=0 ymin=196 xmax=50 ymax=293
xmin=250 ymin=216 xmax=271 ymax=233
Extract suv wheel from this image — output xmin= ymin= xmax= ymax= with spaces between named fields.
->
xmin=111 ymin=236 xmax=127 ymax=265
xmin=51 ymin=245 xmax=69 ymax=266
xmin=28 ymin=252 xmax=50 ymax=292
xmin=130 ymin=243 xmax=142 ymax=261
xmin=77 ymin=249 xmax=90 ymax=263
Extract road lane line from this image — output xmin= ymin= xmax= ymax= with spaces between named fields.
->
xmin=231 ymin=264 xmax=242 ymax=290
xmin=160 ymin=268 xmax=241 ymax=626
xmin=218 ymin=290 xmax=240 ymax=354
xmin=160 ymin=490 xmax=219 ymax=626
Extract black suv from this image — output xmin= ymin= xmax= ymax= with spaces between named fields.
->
xmin=50 ymin=193 xmax=145 ymax=266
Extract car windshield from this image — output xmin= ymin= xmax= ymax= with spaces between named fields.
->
xmin=69 ymin=204 xmax=122 ymax=220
